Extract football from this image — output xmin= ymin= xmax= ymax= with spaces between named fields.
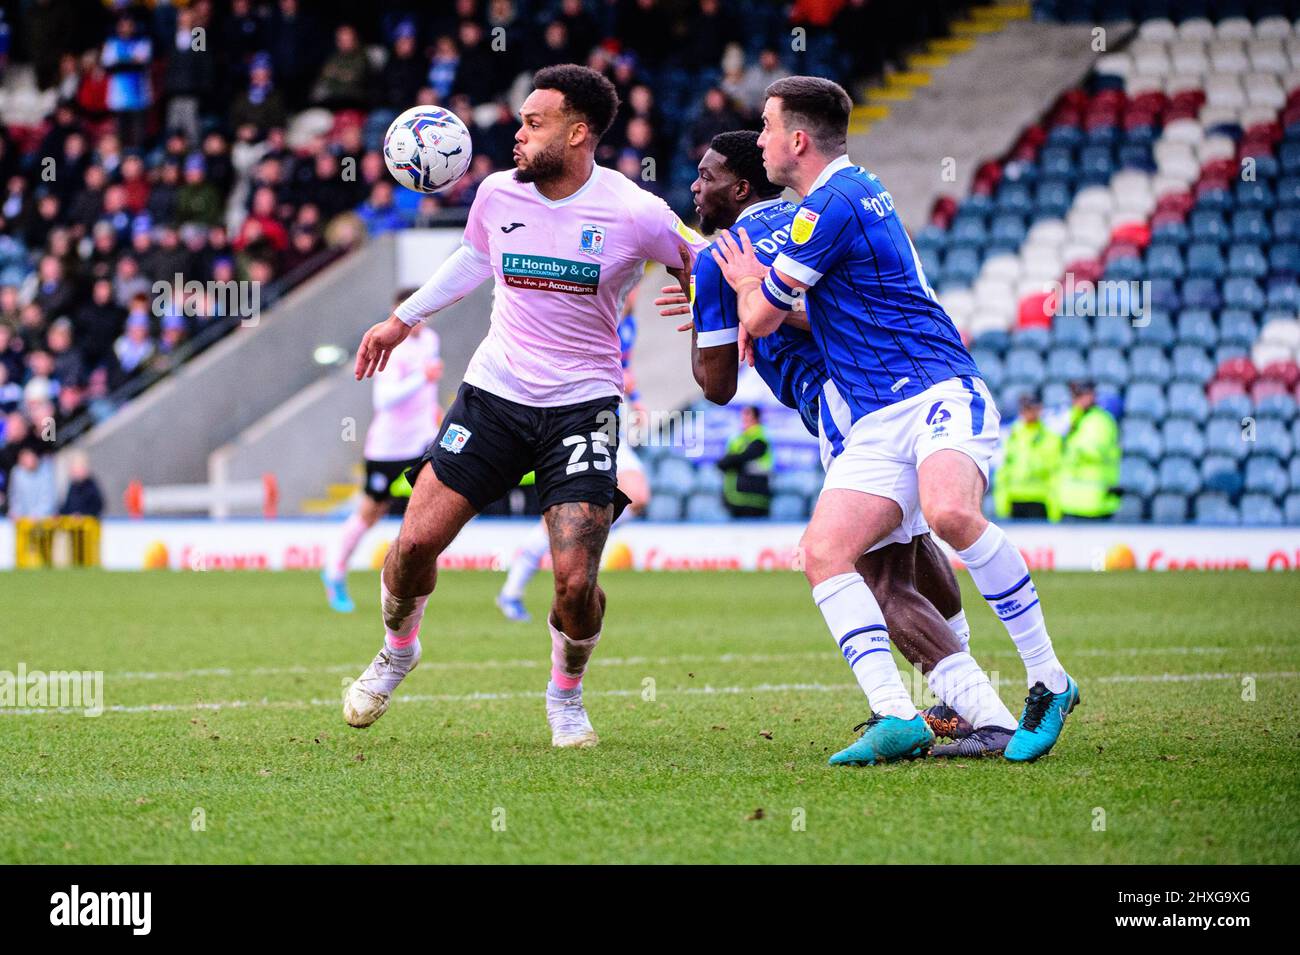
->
xmin=383 ymin=105 xmax=473 ymax=194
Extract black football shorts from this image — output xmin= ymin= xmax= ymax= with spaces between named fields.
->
xmin=421 ymin=382 xmax=622 ymax=513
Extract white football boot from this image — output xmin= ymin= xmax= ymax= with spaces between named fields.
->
xmin=546 ymin=688 xmax=599 ymax=748
xmin=343 ymin=643 xmax=421 ymax=728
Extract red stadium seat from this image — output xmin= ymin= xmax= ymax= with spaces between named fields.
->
xmin=1110 ymin=222 xmax=1151 ymax=248
xmin=1251 ymin=378 xmax=1290 ymax=402
xmin=1063 ymin=258 xmax=1103 ymax=284
xmin=1259 ymin=360 xmax=1300 ymax=390
xmin=1217 ymin=357 xmax=1259 ymax=388
xmin=1207 ymin=379 xmax=1247 ymax=402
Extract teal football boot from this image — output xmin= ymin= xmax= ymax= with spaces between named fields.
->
xmin=828 ymin=713 xmax=935 ymax=766
xmin=1004 ymin=676 xmax=1080 ymax=763
xmin=322 ymin=569 xmax=355 ymax=614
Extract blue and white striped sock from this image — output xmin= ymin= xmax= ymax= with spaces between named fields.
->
xmin=957 ymin=524 xmax=1067 ymax=693
xmin=811 ymin=573 xmax=917 ymax=720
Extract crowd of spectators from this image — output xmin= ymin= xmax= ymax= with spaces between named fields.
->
xmin=0 ymin=0 xmax=949 ymax=516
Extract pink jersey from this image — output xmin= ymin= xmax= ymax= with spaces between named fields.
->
xmin=460 ymin=166 xmax=706 ymax=406
xmin=365 ymin=326 xmax=441 ymax=461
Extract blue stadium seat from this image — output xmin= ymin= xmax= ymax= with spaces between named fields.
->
xmin=1151 ymin=218 xmax=1189 ymax=244
xmin=1253 ymin=420 xmax=1295 ymax=461
xmin=1265 ymin=280 xmax=1300 ymax=312
xmin=1093 ymin=316 xmax=1135 ymax=349
xmin=1150 ymin=493 xmax=1189 ymax=523
xmin=1003 ymin=348 xmax=1045 ymax=384
xmin=998 ymin=182 xmax=1035 ymax=217
xmin=1206 ymin=418 xmax=1250 ymax=460
xmin=1180 ymin=278 xmax=1222 ymax=311
xmin=693 ymin=467 xmax=724 ymax=495
xmin=1185 ymin=243 xmax=1225 ymax=280
xmin=655 ymin=458 xmax=697 ymax=496
xmin=1051 ymin=316 xmax=1091 ymax=350
xmin=1269 ymin=242 xmax=1300 ymax=277
xmin=972 ymin=329 xmax=1012 ymax=355
xmin=1236 ymin=180 xmax=1275 ymax=212
xmin=1105 ymin=256 xmax=1145 ymax=283
xmin=990 ymin=214 xmax=1027 ymax=246
xmin=1119 ymin=456 xmax=1158 ymax=498
xmin=1157 ymin=456 xmax=1202 ymax=496
xmin=1284 ymin=492 xmax=1300 ymax=525
xmin=1088 ymin=346 xmax=1130 ymax=389
xmin=1128 ymin=346 xmax=1172 ymax=386
xmin=769 ymin=494 xmax=808 ymax=522
xmin=1167 ymin=381 xmax=1210 ymax=423
xmin=1282 ymin=141 xmax=1300 ymax=175
xmin=1175 ymin=310 xmax=1218 ymax=349
xmin=1256 ymin=392 xmax=1298 ymax=423
xmin=1132 ymin=312 xmax=1176 ymax=349
xmin=1193 ymin=492 xmax=1239 ymax=526
xmin=1039 ymin=146 xmax=1074 ymax=178
xmin=1223 ymin=277 xmax=1266 ymax=312
xmin=1189 ymin=210 xmax=1229 ymax=243
xmin=1171 ymin=345 xmax=1215 ymax=384
xmin=1227 ymin=244 xmax=1269 ymax=280
xmin=1209 ymin=392 xmax=1254 ymax=423
xmin=971 ymin=350 xmax=1004 ymax=390
xmin=1277 ymin=176 xmax=1300 ymax=207
xmin=1015 ymin=327 xmax=1051 ymax=352
xmin=1197 ymin=187 xmax=1233 ymax=214
xmin=1201 ymin=455 xmax=1243 ymax=497
xmin=1041 ymin=381 xmax=1071 ymax=408
xmin=685 ymin=493 xmax=730 ymax=522
xmin=942 ymin=248 xmax=981 ymax=284
xmin=1290 ymin=457 xmax=1300 ymax=492
xmin=1121 ymin=419 xmax=1164 ymax=461
xmin=1046 ymin=346 xmax=1088 ymax=383
xmin=1244 ymin=457 xmax=1289 ymax=498
xmin=1161 ymin=420 xmax=1207 ymax=459
xmin=1114 ymin=494 xmax=1146 ymax=521
xmin=1218 ymin=311 xmax=1258 ymax=349
xmin=1123 ymin=381 xmax=1167 ymax=420
xmin=1146 ymin=243 xmax=1185 ymax=281
xmin=771 ymin=469 xmax=824 ymax=499
xmin=949 ymin=217 xmax=988 ymax=249
xmin=1240 ymin=493 xmax=1284 ymax=527
xmin=1032 ymin=179 xmax=1070 ymax=217
xmin=646 ymin=495 xmax=683 ymax=521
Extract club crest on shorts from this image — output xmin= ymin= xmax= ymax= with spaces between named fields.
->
xmin=579 ymin=224 xmax=605 ymax=256
xmin=440 ymin=423 xmax=472 ymax=454
xmin=791 ymin=208 xmax=819 ymax=244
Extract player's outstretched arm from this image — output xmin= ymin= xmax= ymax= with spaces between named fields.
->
xmin=710 ymin=229 xmax=797 ymax=338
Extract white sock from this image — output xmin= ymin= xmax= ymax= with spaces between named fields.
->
xmin=811 ymin=572 xmax=916 ymax=719
xmin=500 ymin=518 xmax=551 ymax=600
xmin=957 ymin=524 xmax=1066 ymax=692
xmin=946 ymin=610 xmax=971 ymax=653
xmin=927 ymin=652 xmax=1016 ymax=730
xmin=328 ymin=511 xmax=369 ymax=580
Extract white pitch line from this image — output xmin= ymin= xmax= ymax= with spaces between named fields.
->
xmin=1 ymin=671 xmax=1295 ymax=718
xmin=89 ymin=644 xmax=1284 ymax=683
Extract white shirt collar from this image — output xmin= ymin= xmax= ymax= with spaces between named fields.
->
xmin=736 ymin=197 xmax=785 ymax=222
xmin=807 ymin=154 xmax=855 ymax=196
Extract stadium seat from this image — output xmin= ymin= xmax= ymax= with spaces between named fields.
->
xmin=1133 ymin=312 xmax=1177 ymax=349
xmin=1206 ymin=417 xmax=1250 ymax=459
xmin=1244 ymin=456 xmax=1289 ymax=498
xmin=1089 ymin=347 xmax=1131 ymax=389
xmin=1119 ymin=456 xmax=1159 ymax=498
xmin=1094 ymin=316 xmax=1136 ymax=349
xmin=685 ymin=494 xmax=730 ymax=522
xmin=1161 ymin=420 xmax=1207 ymax=458
xmin=1129 ymin=346 xmax=1173 ymax=385
xmin=1175 ymin=310 xmax=1218 ymax=349
xmin=654 ymin=459 xmax=697 ymax=497
xmin=1284 ymin=492 xmax=1300 ymax=525
xmin=1209 ymin=391 xmax=1254 ymax=423
xmin=1121 ymin=419 xmax=1164 ymax=460
xmin=1158 ymin=456 xmax=1202 ymax=496
xmin=1172 ymin=345 xmax=1216 ymax=383
xmin=1252 ymin=419 xmax=1295 ymax=460
xmin=1167 ymin=381 xmax=1210 ymax=423
xmin=1240 ymin=493 xmax=1284 ymax=526
xmin=1150 ymin=492 xmax=1189 ymax=523
xmin=769 ymin=494 xmax=808 ymax=522
xmin=645 ymin=495 xmax=683 ymax=522
xmin=1047 ymin=347 xmax=1088 ymax=383
xmin=1201 ymin=455 xmax=1244 ymax=496
xmin=1124 ymin=381 xmax=1167 ymax=420
xmin=1193 ymin=492 xmax=1240 ymax=525
xmin=1051 ymin=316 xmax=1092 ymax=350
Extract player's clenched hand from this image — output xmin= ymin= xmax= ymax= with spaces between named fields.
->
xmin=711 ymin=228 xmax=766 ymax=291
xmin=355 ymin=315 xmax=412 ymax=380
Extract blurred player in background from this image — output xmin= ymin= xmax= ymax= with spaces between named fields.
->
xmin=657 ymin=131 xmax=1016 ymax=755
xmin=323 ymin=290 xmax=442 ymax=613
xmin=496 ymin=280 xmax=651 ymax=622
xmin=711 ymin=77 xmax=1077 ymax=765
xmin=344 ymin=65 xmax=702 ymax=748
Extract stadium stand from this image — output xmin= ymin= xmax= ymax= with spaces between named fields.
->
xmin=0 ymin=0 xmax=975 ymax=517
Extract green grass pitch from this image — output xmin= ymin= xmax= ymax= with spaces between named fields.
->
xmin=1 ymin=568 xmax=1297 ymax=864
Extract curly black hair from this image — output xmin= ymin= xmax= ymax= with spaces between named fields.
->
xmin=532 ymin=64 xmax=620 ymax=141
xmin=709 ymin=130 xmax=784 ymax=199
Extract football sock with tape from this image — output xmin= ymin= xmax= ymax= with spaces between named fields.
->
xmin=549 ymin=618 xmax=600 ymax=691
xmin=812 ymin=572 xmax=917 ymax=720
xmin=927 ymin=651 xmax=1015 ymax=730
xmin=957 ymin=524 xmax=1066 ymax=692
xmin=381 ymin=578 xmax=427 ymax=655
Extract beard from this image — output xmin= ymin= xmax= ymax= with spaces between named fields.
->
xmin=513 ymin=139 xmax=567 ymax=184
xmin=697 ymin=207 xmax=725 ymax=235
